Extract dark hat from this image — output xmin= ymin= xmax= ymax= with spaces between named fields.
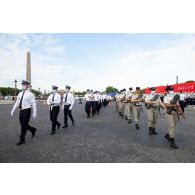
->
xmin=52 ymin=85 xmax=58 ymax=90
xmin=21 ymin=79 xmax=30 ymax=85
xmin=165 ymin=86 xmax=174 ymax=91
xmin=136 ymin=87 xmax=140 ymax=90
xmin=123 ymin=88 xmax=126 ymax=91
xmin=86 ymin=89 xmax=90 ymax=92
xmin=129 ymin=87 xmax=133 ymax=90
xmin=65 ymin=85 xmax=71 ymax=90
xmin=150 ymin=87 xmax=156 ymax=91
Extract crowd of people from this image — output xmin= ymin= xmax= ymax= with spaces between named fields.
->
xmin=10 ymin=79 xmax=113 ymax=145
xmin=83 ymin=89 xmax=112 ymax=118
xmin=10 ymin=79 xmax=187 ymax=149
xmin=115 ymin=86 xmax=186 ymax=149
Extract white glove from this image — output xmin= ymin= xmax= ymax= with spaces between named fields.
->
xmin=33 ymin=112 xmax=37 ymax=119
xmin=62 ymin=106 xmax=64 ymax=111
xmin=11 ymin=110 xmax=14 ymax=117
xmin=69 ymin=107 xmax=72 ymax=110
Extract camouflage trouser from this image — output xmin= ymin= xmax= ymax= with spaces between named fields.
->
xmin=124 ymin=103 xmax=133 ymax=120
xmin=146 ymin=108 xmax=158 ymax=128
xmin=165 ymin=111 xmax=177 ymax=138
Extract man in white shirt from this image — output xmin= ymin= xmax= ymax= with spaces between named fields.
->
xmin=94 ymin=91 xmax=102 ymax=115
xmin=62 ymin=85 xmax=75 ymax=128
xmin=179 ymin=91 xmax=186 ymax=113
xmin=84 ymin=89 xmax=94 ymax=118
xmin=47 ymin=85 xmax=61 ymax=135
xmin=11 ymin=80 xmax=37 ymax=145
xmin=90 ymin=90 xmax=96 ymax=116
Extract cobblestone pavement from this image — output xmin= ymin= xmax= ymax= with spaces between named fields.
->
xmin=0 ymin=101 xmax=195 ymax=163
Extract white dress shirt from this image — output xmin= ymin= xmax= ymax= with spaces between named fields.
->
xmin=62 ymin=92 xmax=75 ymax=109
xmin=179 ymin=93 xmax=186 ymax=101
xmin=47 ymin=92 xmax=61 ymax=107
xmin=84 ymin=93 xmax=94 ymax=101
xmin=94 ymin=94 xmax=101 ymax=101
xmin=11 ymin=90 xmax=37 ymax=114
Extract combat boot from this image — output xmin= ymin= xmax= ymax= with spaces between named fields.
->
xmin=170 ymin=138 xmax=179 ymax=149
xmin=149 ymin=127 xmax=153 ymax=135
xmin=152 ymin=127 xmax=157 ymax=135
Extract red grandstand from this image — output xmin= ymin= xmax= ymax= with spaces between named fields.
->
xmin=145 ymin=82 xmax=195 ymax=94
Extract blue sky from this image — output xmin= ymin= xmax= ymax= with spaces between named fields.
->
xmin=0 ymin=33 xmax=195 ymax=92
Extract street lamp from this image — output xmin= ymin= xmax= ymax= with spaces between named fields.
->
xmin=14 ymin=79 xmax=17 ymax=101
xmin=38 ymin=88 xmax=41 ymax=101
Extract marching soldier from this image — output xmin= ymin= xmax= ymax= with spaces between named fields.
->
xmin=163 ymin=86 xmax=185 ymax=149
xmin=145 ymin=87 xmax=166 ymax=135
xmin=94 ymin=91 xmax=102 ymax=115
xmin=84 ymin=89 xmax=94 ymax=118
xmin=11 ymin=80 xmax=37 ymax=145
xmin=91 ymin=90 xmax=96 ymax=116
xmin=118 ymin=89 xmax=126 ymax=118
xmin=115 ymin=92 xmax=120 ymax=112
xmin=124 ymin=87 xmax=134 ymax=123
xmin=62 ymin=85 xmax=75 ymax=128
xmin=47 ymin=85 xmax=61 ymax=135
xmin=131 ymin=87 xmax=144 ymax=129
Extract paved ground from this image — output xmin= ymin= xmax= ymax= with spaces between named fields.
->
xmin=0 ymin=101 xmax=195 ymax=163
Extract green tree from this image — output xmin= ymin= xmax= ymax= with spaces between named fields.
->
xmin=105 ymin=86 xmax=119 ymax=93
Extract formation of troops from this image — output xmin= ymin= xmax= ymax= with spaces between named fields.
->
xmin=115 ymin=86 xmax=185 ymax=149
xmin=83 ymin=89 xmax=112 ymax=118
xmin=11 ymin=79 xmax=186 ymax=150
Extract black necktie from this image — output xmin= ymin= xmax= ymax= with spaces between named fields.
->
xmin=65 ymin=93 xmax=68 ymax=102
xmin=52 ymin=93 xmax=55 ymax=101
xmin=19 ymin=91 xmax=25 ymax=109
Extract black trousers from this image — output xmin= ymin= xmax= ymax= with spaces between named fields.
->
xmin=179 ymin=100 xmax=185 ymax=113
xmin=95 ymin=101 xmax=101 ymax=114
xmin=85 ymin=101 xmax=92 ymax=117
xmin=64 ymin=105 xmax=74 ymax=126
xmin=50 ymin=106 xmax=60 ymax=132
xmin=103 ymin=99 xmax=107 ymax=107
xmin=91 ymin=101 xmax=96 ymax=115
xmin=19 ymin=108 xmax=36 ymax=141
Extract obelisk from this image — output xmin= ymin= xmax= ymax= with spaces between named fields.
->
xmin=26 ymin=49 xmax=31 ymax=84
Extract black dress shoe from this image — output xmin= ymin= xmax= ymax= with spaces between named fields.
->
xmin=72 ymin=121 xmax=75 ymax=126
xmin=135 ymin=124 xmax=139 ymax=130
xmin=149 ymin=127 xmax=153 ymax=135
xmin=128 ymin=119 xmax=132 ymax=124
xmin=50 ymin=131 xmax=56 ymax=135
xmin=62 ymin=125 xmax=68 ymax=128
xmin=152 ymin=127 xmax=157 ymax=135
xmin=170 ymin=138 xmax=179 ymax=149
xmin=16 ymin=140 xmax=25 ymax=145
xmin=57 ymin=123 xmax=61 ymax=130
xmin=164 ymin=133 xmax=170 ymax=141
xmin=32 ymin=128 xmax=37 ymax=137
